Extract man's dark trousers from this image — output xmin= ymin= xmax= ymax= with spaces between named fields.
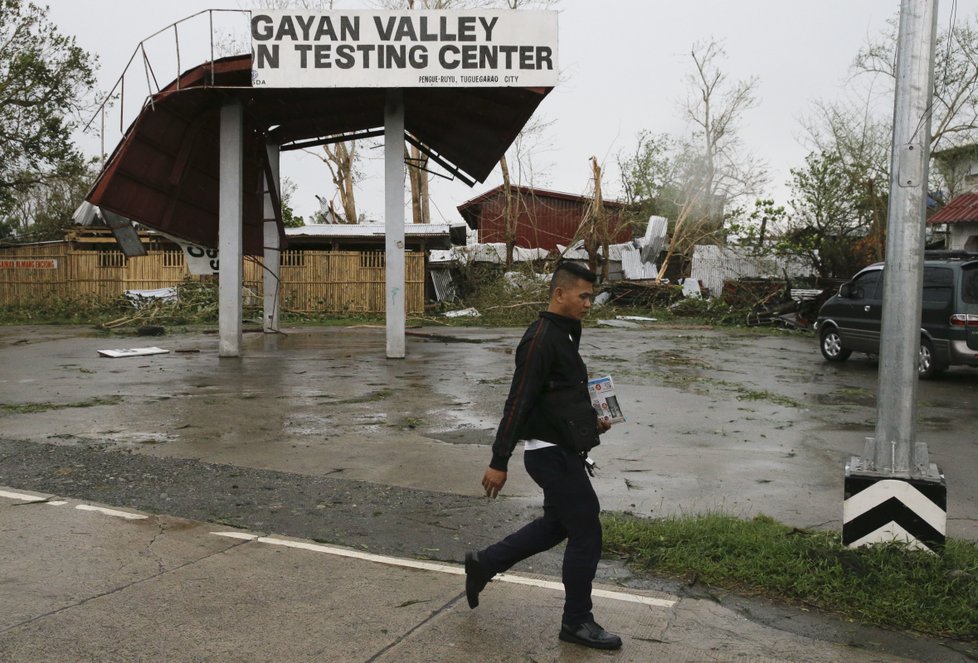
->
xmin=478 ymin=446 xmax=602 ymax=625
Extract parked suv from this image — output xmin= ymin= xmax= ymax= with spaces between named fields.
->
xmin=815 ymin=252 xmax=978 ymax=378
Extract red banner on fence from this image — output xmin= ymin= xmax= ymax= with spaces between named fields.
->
xmin=0 ymin=259 xmax=58 ymax=270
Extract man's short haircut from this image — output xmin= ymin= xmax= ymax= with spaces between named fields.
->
xmin=549 ymin=261 xmax=597 ymax=295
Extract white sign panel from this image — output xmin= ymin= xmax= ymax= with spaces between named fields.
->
xmin=161 ymin=234 xmax=219 ymax=275
xmin=250 ymin=10 xmax=558 ymax=88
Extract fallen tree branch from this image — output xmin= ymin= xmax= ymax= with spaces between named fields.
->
xmin=482 ymin=301 xmax=546 ymax=311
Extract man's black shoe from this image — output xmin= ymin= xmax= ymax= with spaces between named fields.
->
xmin=464 ymin=551 xmax=492 ymax=609
xmin=559 ymin=621 xmax=623 ymax=650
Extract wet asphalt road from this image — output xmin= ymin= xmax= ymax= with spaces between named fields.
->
xmin=0 ymin=323 xmax=976 ymax=660
xmin=0 ymin=323 xmax=974 ymax=538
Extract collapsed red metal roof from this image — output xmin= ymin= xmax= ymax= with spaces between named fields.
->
xmin=87 ymin=54 xmax=551 ymax=254
xmin=456 ymin=184 xmax=631 ymax=251
xmin=929 ymin=193 xmax=978 ymax=225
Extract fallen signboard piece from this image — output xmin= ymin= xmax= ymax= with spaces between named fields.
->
xmin=97 ymin=347 xmax=170 ymax=358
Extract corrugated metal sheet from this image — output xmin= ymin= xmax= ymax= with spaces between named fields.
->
xmin=690 ymin=245 xmax=816 ymax=297
xmin=621 ymin=246 xmax=657 ymax=280
xmin=429 ymin=268 xmax=456 ymax=302
xmin=929 ymin=193 xmax=978 ymax=225
xmin=428 ymin=243 xmax=548 ymax=264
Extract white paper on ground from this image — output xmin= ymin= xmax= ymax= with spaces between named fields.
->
xmin=97 ymin=347 xmax=170 ymax=358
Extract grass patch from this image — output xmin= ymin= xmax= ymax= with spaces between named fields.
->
xmin=0 ymin=395 xmax=123 ymax=414
xmin=641 ymin=349 xmax=711 ymax=370
xmin=735 ymin=388 xmax=801 ymax=408
xmin=602 ymin=512 xmax=978 ymax=639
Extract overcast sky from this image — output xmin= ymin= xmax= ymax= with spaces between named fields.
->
xmin=47 ymin=0 xmax=978 ymax=225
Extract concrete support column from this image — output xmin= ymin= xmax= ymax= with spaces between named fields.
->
xmin=263 ymin=143 xmax=281 ymax=334
xmin=385 ymin=89 xmax=406 ymax=359
xmin=218 ymin=100 xmax=244 ymax=358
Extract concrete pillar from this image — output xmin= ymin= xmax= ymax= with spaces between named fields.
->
xmin=263 ymin=143 xmax=281 ymax=334
xmin=218 ymin=100 xmax=244 ymax=358
xmin=385 ymin=89 xmax=406 ymax=359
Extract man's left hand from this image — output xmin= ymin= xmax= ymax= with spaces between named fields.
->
xmin=482 ymin=467 xmax=507 ymax=498
xmin=597 ymin=419 xmax=612 ymax=434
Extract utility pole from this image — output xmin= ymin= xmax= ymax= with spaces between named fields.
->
xmin=842 ymin=0 xmax=946 ymax=551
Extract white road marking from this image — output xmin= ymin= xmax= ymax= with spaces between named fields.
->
xmin=0 ymin=489 xmax=48 ymax=502
xmin=215 ymin=532 xmax=258 ymax=541
xmin=75 ymin=504 xmax=148 ymax=520
xmin=1 ymin=490 xmax=142 ymax=518
xmin=2 ymin=487 xmax=675 ymax=608
xmin=212 ymin=532 xmax=676 ymax=609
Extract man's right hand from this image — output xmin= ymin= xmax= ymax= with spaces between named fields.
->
xmin=482 ymin=468 xmax=507 ymax=498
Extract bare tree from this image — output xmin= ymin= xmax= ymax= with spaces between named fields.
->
xmin=854 ymin=14 xmax=978 ymax=151
xmin=405 ymin=144 xmax=430 ymax=224
xmin=497 ymin=113 xmax=555 ymax=264
xmin=499 ymin=154 xmax=517 ymax=261
xmin=315 ymin=141 xmax=360 ymax=223
xmin=579 ymin=157 xmax=611 ymax=281
xmin=650 ymin=39 xmax=765 ymax=279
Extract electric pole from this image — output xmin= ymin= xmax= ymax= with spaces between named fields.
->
xmin=842 ymin=0 xmax=946 ymax=551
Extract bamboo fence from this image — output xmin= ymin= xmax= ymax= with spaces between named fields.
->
xmin=0 ymin=245 xmax=424 ymax=314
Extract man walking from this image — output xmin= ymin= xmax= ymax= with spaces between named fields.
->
xmin=464 ymin=261 xmax=622 ymax=651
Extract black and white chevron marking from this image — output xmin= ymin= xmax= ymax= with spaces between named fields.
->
xmin=843 ymin=475 xmax=946 ymax=551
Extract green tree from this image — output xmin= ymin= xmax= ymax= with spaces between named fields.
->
xmin=617 ymin=134 xmax=721 ymax=247
xmin=279 ymin=177 xmax=304 ymax=228
xmin=800 ymin=100 xmax=890 ymax=263
xmin=0 ymin=158 xmax=98 ymax=242
xmin=781 ymin=151 xmax=879 ymax=279
xmin=617 ymin=131 xmax=679 ymax=225
xmin=0 ymin=0 xmax=98 ymax=217
xmin=725 ymin=198 xmax=787 ymax=250
xmin=0 ymin=218 xmax=15 ymax=241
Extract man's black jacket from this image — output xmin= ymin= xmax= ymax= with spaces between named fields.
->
xmin=490 ymin=311 xmax=597 ymax=471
